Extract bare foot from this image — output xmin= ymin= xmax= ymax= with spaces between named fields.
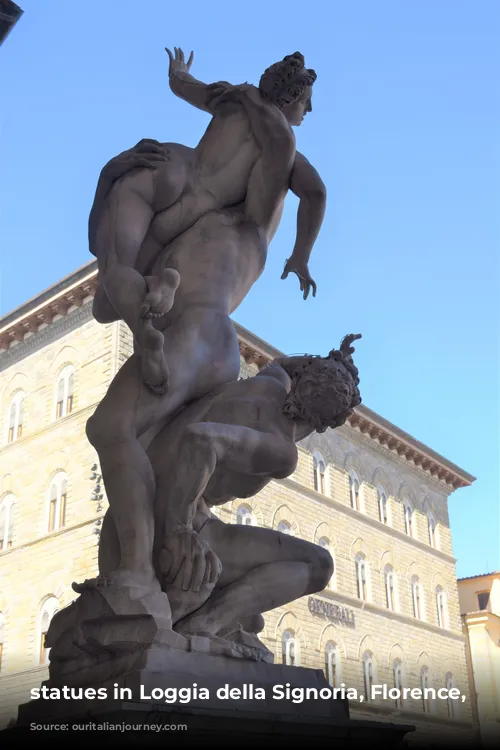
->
xmin=140 ymin=321 xmax=169 ymax=395
xmin=141 ymin=268 xmax=180 ymax=319
xmin=72 ymin=570 xmax=160 ymax=593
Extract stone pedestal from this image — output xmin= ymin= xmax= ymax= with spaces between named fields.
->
xmin=10 ymin=651 xmax=414 ymax=746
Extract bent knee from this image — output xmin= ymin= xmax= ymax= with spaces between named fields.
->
xmin=86 ymin=412 xmax=131 ymax=450
xmin=310 ymin=546 xmax=334 ymax=592
xmin=240 ymin=614 xmax=265 ymax=634
xmin=273 ymin=447 xmax=298 ymax=480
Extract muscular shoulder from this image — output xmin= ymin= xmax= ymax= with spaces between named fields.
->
xmin=255 ymin=364 xmax=291 ymax=391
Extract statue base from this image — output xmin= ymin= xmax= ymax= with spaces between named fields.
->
xmin=12 ymin=651 xmax=413 ymax=745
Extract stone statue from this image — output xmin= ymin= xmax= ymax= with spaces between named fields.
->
xmin=45 ymin=337 xmax=362 ymax=681
xmin=147 ymin=335 xmax=362 ymax=659
xmin=43 ymin=47 xmax=360 ymax=687
xmin=88 ymin=48 xmax=324 ymax=394
xmin=85 ymin=50 xmax=327 ymax=598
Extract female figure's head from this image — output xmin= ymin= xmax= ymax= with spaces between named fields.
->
xmin=259 ymin=52 xmax=316 ymax=126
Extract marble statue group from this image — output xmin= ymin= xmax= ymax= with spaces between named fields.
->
xmin=44 ymin=47 xmax=362 ymax=685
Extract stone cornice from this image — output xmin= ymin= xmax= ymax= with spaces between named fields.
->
xmin=463 ymin=611 xmax=500 ymax=628
xmin=0 ymin=266 xmax=98 ymax=351
xmin=0 ymin=262 xmax=475 ymax=491
xmin=280 ymin=475 xmax=458 ymax=566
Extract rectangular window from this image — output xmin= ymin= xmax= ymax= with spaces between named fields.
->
xmin=48 ymin=498 xmax=56 ymax=532
xmin=39 ymin=635 xmax=47 ymax=665
xmin=477 ymin=592 xmax=490 ymax=610
xmin=59 ymin=492 xmax=67 ymax=528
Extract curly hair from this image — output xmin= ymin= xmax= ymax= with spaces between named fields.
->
xmin=259 ymin=52 xmax=316 ymax=109
xmin=283 ymin=335 xmax=362 ymax=433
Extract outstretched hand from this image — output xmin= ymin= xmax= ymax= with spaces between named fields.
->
xmin=281 ymin=258 xmax=317 ymax=300
xmin=166 ymin=47 xmax=194 ymax=76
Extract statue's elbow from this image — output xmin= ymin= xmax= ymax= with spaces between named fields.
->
xmin=307 ymin=183 xmax=327 ymax=208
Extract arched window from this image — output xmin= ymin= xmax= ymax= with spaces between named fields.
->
xmin=420 ymin=666 xmax=432 ymax=713
xmin=282 ymin=629 xmax=299 ymax=666
xmin=404 ymin=500 xmax=414 ymax=537
xmin=0 ymin=612 xmax=4 ymax=673
xmin=324 ymin=641 xmax=339 ymax=687
xmin=313 ymin=453 xmax=326 ymax=494
xmin=445 ymin=672 xmax=455 ymax=717
xmin=427 ymin=513 xmax=437 ymax=548
xmin=378 ymin=488 xmax=389 ymax=525
xmin=6 ymin=392 xmax=24 ymax=443
xmin=393 ymin=659 xmax=404 ymax=708
xmin=355 ymin=554 xmax=369 ymax=601
xmin=436 ymin=586 xmax=447 ymax=628
xmin=349 ymin=473 xmax=361 ymax=511
xmin=318 ymin=537 xmax=334 ymax=588
xmin=236 ymin=504 xmax=256 ymax=526
xmin=0 ymin=494 xmax=15 ymax=551
xmin=362 ymin=652 xmax=375 ymax=701
xmin=47 ymin=473 xmax=68 ymax=532
xmin=384 ymin=565 xmax=396 ymax=611
xmin=411 ymin=576 xmax=423 ymax=620
xmin=277 ymin=520 xmax=292 ymax=535
xmin=55 ymin=366 xmax=74 ymax=419
xmin=38 ymin=597 xmax=59 ymax=664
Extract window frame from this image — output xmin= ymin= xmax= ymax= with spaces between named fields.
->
xmin=236 ymin=504 xmax=256 ymax=526
xmin=377 ymin=486 xmax=389 ymax=525
xmin=318 ymin=536 xmax=335 ymax=589
xmin=324 ymin=640 xmax=340 ymax=687
xmin=445 ymin=672 xmax=456 ymax=717
xmin=356 ymin=554 xmax=369 ymax=601
xmin=362 ymin=651 xmax=375 ymax=701
xmin=46 ymin=473 xmax=68 ymax=533
xmin=384 ymin=564 xmax=397 ymax=611
xmin=403 ymin=499 xmax=415 ymax=537
xmin=54 ymin=366 xmax=75 ymax=420
xmin=38 ymin=597 xmax=59 ymax=665
xmin=349 ymin=472 xmax=362 ymax=511
xmin=282 ymin=629 xmax=299 ymax=666
xmin=6 ymin=391 xmax=24 ymax=444
xmin=392 ymin=659 xmax=404 ymax=708
xmin=313 ymin=453 xmax=327 ymax=495
xmin=411 ymin=576 xmax=423 ymax=620
xmin=0 ymin=494 xmax=15 ymax=551
xmin=436 ymin=586 xmax=447 ymax=628
xmin=277 ymin=520 xmax=292 ymax=535
xmin=427 ymin=512 xmax=437 ymax=548
xmin=420 ymin=666 xmax=432 ymax=713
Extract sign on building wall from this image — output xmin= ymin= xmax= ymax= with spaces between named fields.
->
xmin=308 ymin=596 xmax=356 ymax=626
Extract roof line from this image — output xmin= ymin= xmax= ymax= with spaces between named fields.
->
xmin=0 ymin=262 xmax=476 ymax=489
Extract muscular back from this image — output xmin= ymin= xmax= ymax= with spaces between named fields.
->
xmin=148 ymin=105 xmax=260 ymax=250
xmin=194 ymin=107 xmax=260 ymax=205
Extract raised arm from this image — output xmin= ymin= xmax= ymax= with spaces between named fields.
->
xmin=166 ymin=47 xmax=231 ymax=114
xmin=281 ymin=152 xmax=327 ymax=299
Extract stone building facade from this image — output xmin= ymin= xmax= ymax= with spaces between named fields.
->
xmin=458 ymin=572 xmax=500 ymax=747
xmin=0 ymin=262 xmax=477 ymax=745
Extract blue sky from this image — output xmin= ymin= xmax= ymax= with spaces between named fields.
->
xmin=1 ymin=1 xmax=498 ymax=577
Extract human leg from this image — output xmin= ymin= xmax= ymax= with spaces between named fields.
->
xmin=175 ymin=522 xmax=333 ymax=635
xmin=88 ymin=309 xmax=242 ymax=587
xmin=86 ymin=354 xmax=196 ymax=587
